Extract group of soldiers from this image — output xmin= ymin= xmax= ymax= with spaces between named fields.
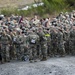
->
xmin=0 ymin=10 xmax=75 ymax=63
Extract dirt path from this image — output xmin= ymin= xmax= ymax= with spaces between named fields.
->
xmin=0 ymin=56 xmax=75 ymax=75
xmin=0 ymin=0 xmax=41 ymax=8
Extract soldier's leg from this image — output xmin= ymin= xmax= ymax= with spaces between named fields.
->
xmin=1 ymin=45 xmax=6 ymax=63
xmin=9 ymin=45 xmax=12 ymax=60
xmin=20 ymin=46 xmax=25 ymax=60
xmin=29 ymin=46 xmax=33 ymax=61
xmin=58 ymin=43 xmax=65 ymax=57
xmin=37 ymin=45 xmax=39 ymax=55
xmin=5 ymin=45 xmax=10 ymax=62
xmin=47 ymin=44 xmax=52 ymax=56
xmin=37 ymin=45 xmax=42 ymax=59
xmin=33 ymin=46 xmax=37 ymax=61
xmin=16 ymin=45 xmax=21 ymax=60
xmin=0 ymin=53 xmax=2 ymax=64
xmin=9 ymin=45 xmax=15 ymax=60
xmin=41 ymin=44 xmax=47 ymax=61
xmin=52 ymin=43 xmax=57 ymax=57
xmin=14 ymin=45 xmax=17 ymax=60
xmin=71 ymin=46 xmax=75 ymax=55
xmin=50 ymin=42 xmax=54 ymax=57
xmin=69 ymin=41 xmax=73 ymax=55
xmin=71 ymin=41 xmax=75 ymax=55
xmin=0 ymin=46 xmax=2 ymax=63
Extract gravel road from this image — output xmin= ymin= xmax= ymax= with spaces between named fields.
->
xmin=0 ymin=56 xmax=75 ymax=75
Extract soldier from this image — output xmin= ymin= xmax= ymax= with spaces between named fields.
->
xmin=0 ymin=45 xmax=2 ymax=63
xmin=38 ymin=29 xmax=48 ymax=61
xmin=21 ymin=32 xmax=29 ymax=61
xmin=27 ymin=30 xmax=39 ymax=62
xmin=0 ymin=32 xmax=2 ymax=63
xmin=9 ymin=31 xmax=17 ymax=60
xmin=57 ymin=28 xmax=65 ymax=57
xmin=0 ymin=30 xmax=11 ymax=63
xmin=44 ymin=28 xmax=51 ymax=56
xmin=0 ymin=54 xmax=2 ymax=64
xmin=50 ymin=27 xmax=58 ymax=56
xmin=15 ymin=30 xmax=24 ymax=60
xmin=63 ymin=28 xmax=70 ymax=55
xmin=69 ymin=26 xmax=75 ymax=55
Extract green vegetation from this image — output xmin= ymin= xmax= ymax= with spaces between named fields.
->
xmin=0 ymin=0 xmax=75 ymax=17
xmin=42 ymin=0 xmax=75 ymax=15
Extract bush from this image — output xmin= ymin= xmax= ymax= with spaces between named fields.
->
xmin=42 ymin=0 xmax=67 ymax=14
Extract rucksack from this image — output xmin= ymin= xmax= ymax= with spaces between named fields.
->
xmin=29 ymin=35 xmax=38 ymax=44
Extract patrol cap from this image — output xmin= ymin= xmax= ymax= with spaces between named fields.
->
xmin=31 ymin=27 xmax=36 ymax=31
xmin=60 ymin=12 xmax=63 ymax=14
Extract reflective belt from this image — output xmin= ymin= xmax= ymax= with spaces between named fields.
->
xmin=45 ymin=34 xmax=50 ymax=37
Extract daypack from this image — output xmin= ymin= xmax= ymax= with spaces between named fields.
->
xmin=29 ymin=35 xmax=38 ymax=44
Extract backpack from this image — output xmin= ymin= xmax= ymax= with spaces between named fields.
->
xmin=29 ymin=35 xmax=38 ymax=44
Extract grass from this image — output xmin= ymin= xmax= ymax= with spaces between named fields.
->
xmin=0 ymin=0 xmax=75 ymax=18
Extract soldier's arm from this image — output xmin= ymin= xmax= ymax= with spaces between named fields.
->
xmin=26 ymin=36 xmax=30 ymax=45
xmin=7 ymin=34 xmax=12 ymax=45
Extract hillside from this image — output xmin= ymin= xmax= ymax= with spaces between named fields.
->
xmin=0 ymin=0 xmax=40 ymax=8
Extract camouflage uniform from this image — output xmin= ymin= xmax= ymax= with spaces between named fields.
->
xmin=44 ymin=29 xmax=51 ymax=56
xmin=50 ymin=29 xmax=58 ymax=56
xmin=0 ymin=32 xmax=11 ymax=63
xmin=21 ymin=34 xmax=29 ymax=61
xmin=38 ymin=31 xmax=48 ymax=61
xmin=69 ymin=27 xmax=75 ymax=55
xmin=27 ymin=31 xmax=39 ymax=62
xmin=15 ymin=33 xmax=24 ymax=60
xmin=0 ymin=33 xmax=2 ymax=62
xmin=57 ymin=29 xmax=65 ymax=56
xmin=0 ymin=44 xmax=2 ymax=63
xmin=63 ymin=30 xmax=70 ymax=55
xmin=10 ymin=32 xmax=17 ymax=60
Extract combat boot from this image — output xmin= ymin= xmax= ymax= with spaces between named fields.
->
xmin=41 ymin=57 xmax=47 ymax=61
xmin=29 ymin=60 xmax=34 ymax=63
xmin=1 ymin=58 xmax=5 ymax=64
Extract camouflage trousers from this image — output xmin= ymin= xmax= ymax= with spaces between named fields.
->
xmin=1 ymin=44 xmax=10 ymax=62
xmin=37 ymin=44 xmax=41 ymax=58
xmin=51 ymin=42 xmax=58 ymax=56
xmin=0 ymin=46 xmax=2 ymax=61
xmin=57 ymin=42 xmax=65 ymax=56
xmin=9 ymin=45 xmax=16 ymax=60
xmin=47 ymin=42 xmax=51 ymax=56
xmin=15 ymin=45 xmax=25 ymax=60
xmin=41 ymin=43 xmax=47 ymax=59
xmin=0 ymin=54 xmax=2 ymax=61
xmin=64 ymin=40 xmax=70 ymax=55
xmin=69 ymin=40 xmax=75 ymax=55
xmin=29 ymin=44 xmax=37 ymax=60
